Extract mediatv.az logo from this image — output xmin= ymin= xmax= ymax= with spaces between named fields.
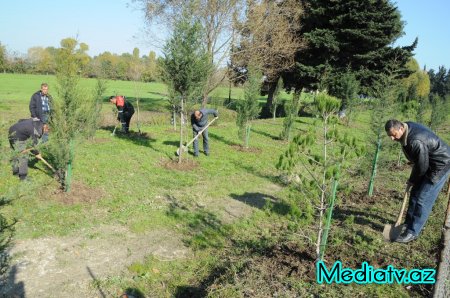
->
xmin=316 ymin=261 xmax=436 ymax=284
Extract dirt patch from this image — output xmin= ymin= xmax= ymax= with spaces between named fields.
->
xmin=231 ymin=145 xmax=262 ymax=153
xmin=1 ymin=225 xmax=189 ymax=298
xmin=205 ymin=242 xmax=315 ymax=297
xmin=159 ymin=158 xmax=199 ymax=171
xmin=49 ymin=180 xmax=106 ymax=205
xmin=342 ymin=188 xmax=402 ymax=205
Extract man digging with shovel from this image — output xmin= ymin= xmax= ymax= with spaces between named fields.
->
xmin=8 ymin=118 xmax=47 ymax=181
xmin=385 ymin=119 xmax=450 ymax=243
xmin=190 ymin=108 xmax=218 ymax=157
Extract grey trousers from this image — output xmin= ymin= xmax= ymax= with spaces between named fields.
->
xmin=9 ymin=140 xmax=29 ymax=177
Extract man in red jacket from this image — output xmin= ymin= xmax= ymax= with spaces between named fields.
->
xmin=110 ymin=96 xmax=135 ymax=133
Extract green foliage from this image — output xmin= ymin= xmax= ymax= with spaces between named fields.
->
xmin=328 ymin=71 xmax=360 ymax=125
xmin=160 ymin=11 xmax=211 ymax=102
xmin=277 ymin=92 xmax=363 ymax=259
xmin=270 ymin=77 xmax=283 ymax=120
xmin=48 ymin=39 xmax=101 ymax=191
xmin=284 ymin=0 xmax=415 ymax=94
xmin=0 ymin=197 xmax=14 ymax=278
xmin=236 ymin=66 xmax=262 ymax=147
xmin=429 ymin=93 xmax=449 ymax=133
xmin=280 ymin=91 xmax=301 ymax=141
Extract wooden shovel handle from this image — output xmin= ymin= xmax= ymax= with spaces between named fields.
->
xmin=36 ymin=155 xmax=56 ymax=172
xmin=395 ymin=187 xmax=409 ymax=227
xmin=185 ymin=117 xmax=218 ymax=147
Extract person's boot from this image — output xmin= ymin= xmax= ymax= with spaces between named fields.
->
xmin=19 ymin=174 xmax=29 ymax=182
xmin=12 ymin=167 xmax=19 ymax=176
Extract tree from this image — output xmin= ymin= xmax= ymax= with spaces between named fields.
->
xmin=280 ymin=90 xmax=301 ymax=141
xmin=271 ymin=77 xmax=283 ymax=120
xmin=136 ymin=0 xmax=243 ymax=106
xmin=283 ymin=0 xmax=415 ymax=96
xmin=231 ymin=0 xmax=304 ymax=109
xmin=328 ymin=70 xmax=360 ymax=125
xmin=160 ymin=7 xmax=212 ymax=163
xmin=236 ymin=65 xmax=262 ymax=148
xmin=0 ymin=42 xmax=7 ymax=73
xmin=277 ymin=92 xmax=363 ymax=260
xmin=428 ymin=66 xmax=449 ymax=98
xmin=47 ymin=38 xmax=100 ymax=191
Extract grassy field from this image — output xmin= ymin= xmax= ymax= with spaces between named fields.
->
xmin=0 ymin=73 xmax=449 ymax=297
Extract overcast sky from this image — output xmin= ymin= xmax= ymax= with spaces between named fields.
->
xmin=0 ymin=0 xmax=449 ymax=70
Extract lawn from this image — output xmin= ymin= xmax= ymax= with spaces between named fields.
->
xmin=0 ymin=73 xmax=449 ymax=297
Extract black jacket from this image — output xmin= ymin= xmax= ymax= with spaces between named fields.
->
xmin=402 ymin=122 xmax=450 ymax=185
xmin=8 ymin=119 xmax=43 ymax=151
xmin=29 ymin=90 xmax=52 ymax=122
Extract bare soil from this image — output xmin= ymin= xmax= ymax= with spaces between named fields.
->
xmin=159 ymin=158 xmax=200 ymax=171
xmin=1 ymin=225 xmax=189 ymax=298
xmin=230 ymin=145 xmax=262 ymax=153
xmin=49 ymin=180 xmax=105 ymax=205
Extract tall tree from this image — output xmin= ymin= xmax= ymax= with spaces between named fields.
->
xmin=231 ymin=0 xmax=304 ymax=109
xmin=136 ymin=0 xmax=242 ymax=106
xmin=48 ymin=38 xmax=99 ymax=191
xmin=159 ymin=7 xmax=212 ymax=163
xmin=283 ymin=0 xmax=415 ymax=95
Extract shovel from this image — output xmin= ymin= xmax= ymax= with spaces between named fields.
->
xmin=35 ymin=154 xmax=56 ymax=173
xmin=111 ymin=122 xmax=120 ymax=136
xmin=176 ymin=117 xmax=218 ymax=156
xmin=383 ymin=186 xmax=410 ymax=241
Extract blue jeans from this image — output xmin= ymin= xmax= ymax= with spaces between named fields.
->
xmin=406 ymin=171 xmax=450 ymax=236
xmin=193 ymin=128 xmax=209 ymax=156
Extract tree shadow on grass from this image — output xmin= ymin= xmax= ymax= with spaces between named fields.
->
xmin=165 ymin=195 xmax=230 ymax=249
xmin=100 ymin=126 xmax=158 ymax=150
xmin=233 ymin=162 xmax=281 ymax=185
xmin=333 ymin=205 xmax=388 ymax=231
xmin=208 ymin=132 xmax=240 ymax=147
xmin=251 ymin=128 xmax=282 ymax=141
xmin=229 ymin=192 xmax=291 ymax=216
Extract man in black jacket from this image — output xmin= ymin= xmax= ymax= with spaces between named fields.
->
xmin=385 ymin=119 xmax=450 ymax=243
xmin=29 ymin=83 xmax=52 ymax=142
xmin=8 ymin=118 xmax=45 ymax=181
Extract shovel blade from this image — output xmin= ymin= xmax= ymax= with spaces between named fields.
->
xmin=175 ymin=146 xmax=188 ymax=156
xmin=383 ymin=224 xmax=405 ymax=242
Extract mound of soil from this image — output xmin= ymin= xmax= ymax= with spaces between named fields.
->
xmin=160 ymin=158 xmax=199 ymax=171
xmin=49 ymin=180 xmax=105 ymax=205
xmin=231 ymin=145 xmax=262 ymax=153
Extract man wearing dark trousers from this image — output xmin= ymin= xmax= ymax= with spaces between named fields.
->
xmin=8 ymin=118 xmax=45 ymax=181
xmin=385 ymin=119 xmax=450 ymax=243
xmin=191 ymin=108 xmax=218 ymax=157
xmin=110 ymin=95 xmax=134 ymax=133
xmin=29 ymin=83 xmax=52 ymax=142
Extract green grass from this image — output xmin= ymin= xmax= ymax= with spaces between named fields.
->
xmin=1 ymin=73 xmax=449 ymax=297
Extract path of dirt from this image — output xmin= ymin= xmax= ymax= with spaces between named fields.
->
xmin=1 ymin=225 xmax=189 ymax=297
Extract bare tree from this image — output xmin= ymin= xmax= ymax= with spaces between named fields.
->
xmin=134 ymin=0 xmax=243 ymax=106
xmin=231 ymin=0 xmax=304 ymax=107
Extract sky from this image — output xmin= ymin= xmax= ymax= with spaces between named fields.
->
xmin=0 ymin=0 xmax=449 ymax=71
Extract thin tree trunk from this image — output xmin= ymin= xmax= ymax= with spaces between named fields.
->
xmin=317 ymin=115 xmax=328 ymax=260
xmin=368 ymin=133 xmax=382 ymax=196
xmin=178 ymin=98 xmax=184 ymax=164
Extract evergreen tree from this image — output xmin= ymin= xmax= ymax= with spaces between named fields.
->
xmin=236 ymin=65 xmax=262 ymax=148
xmin=48 ymin=38 xmax=100 ymax=191
xmin=283 ymin=0 xmax=415 ymax=95
xmin=280 ymin=91 xmax=301 ymax=141
xmin=160 ymin=7 xmax=212 ymax=162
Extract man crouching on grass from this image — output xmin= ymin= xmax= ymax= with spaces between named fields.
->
xmin=385 ymin=119 xmax=450 ymax=243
